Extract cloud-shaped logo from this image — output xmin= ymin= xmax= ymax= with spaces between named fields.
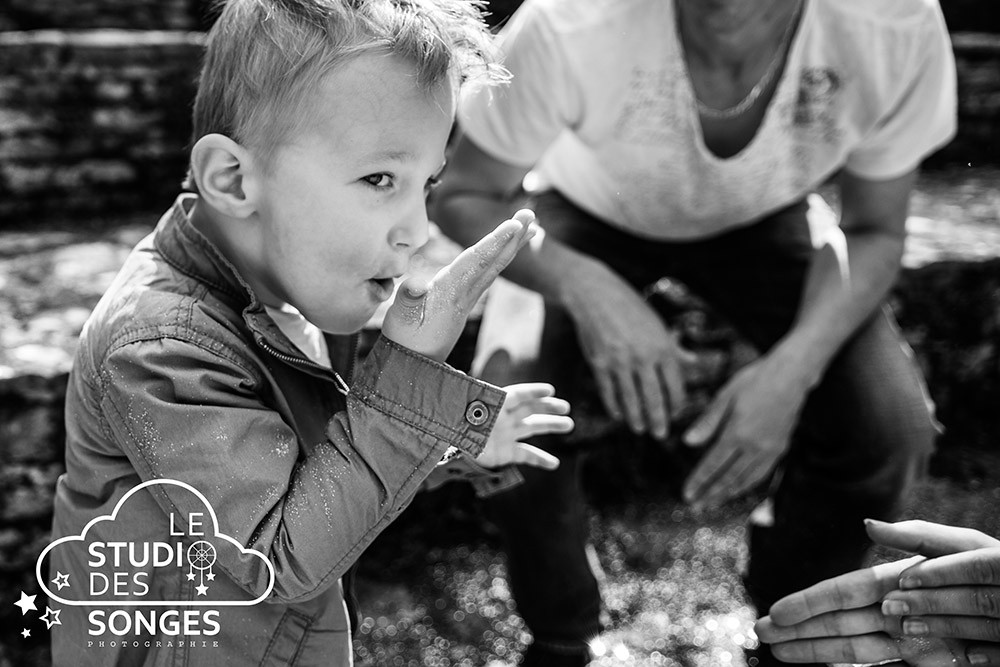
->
xmin=37 ymin=479 xmax=275 ymax=606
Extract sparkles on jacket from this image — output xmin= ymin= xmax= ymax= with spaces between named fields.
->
xmin=49 ymin=194 xmax=506 ymax=666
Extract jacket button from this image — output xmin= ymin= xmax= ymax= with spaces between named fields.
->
xmin=464 ymin=400 xmax=490 ymax=426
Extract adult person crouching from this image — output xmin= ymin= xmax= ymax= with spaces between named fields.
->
xmin=431 ymin=0 xmax=957 ymax=665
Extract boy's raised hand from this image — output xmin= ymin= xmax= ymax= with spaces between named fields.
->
xmin=383 ymin=210 xmax=536 ymax=362
xmin=477 ymin=383 xmax=573 ymax=469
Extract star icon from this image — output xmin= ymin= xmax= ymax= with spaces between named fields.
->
xmin=40 ymin=606 xmax=62 ymax=629
xmin=206 ymin=573 xmax=216 ymax=581
xmin=51 ymin=572 xmax=71 ymax=590
xmin=14 ymin=592 xmax=37 ymax=616
xmin=186 ymin=572 xmax=196 ymax=581
xmin=195 ymin=584 xmax=208 ymax=596
xmin=21 ymin=629 xmax=30 ymax=639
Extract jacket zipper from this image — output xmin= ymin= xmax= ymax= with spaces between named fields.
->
xmin=257 ymin=337 xmax=350 ymax=396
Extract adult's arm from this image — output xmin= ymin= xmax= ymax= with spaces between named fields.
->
xmin=683 ymin=168 xmax=915 ymax=506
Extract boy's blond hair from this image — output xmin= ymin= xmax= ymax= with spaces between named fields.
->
xmin=185 ymin=0 xmax=504 ymax=189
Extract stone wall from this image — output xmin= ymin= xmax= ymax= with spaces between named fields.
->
xmin=1 ymin=28 xmax=1000 ymax=226
xmin=0 ymin=30 xmax=205 ymax=225
xmin=0 ymin=0 xmax=203 ymax=32
xmin=936 ymin=33 xmax=1000 ymax=167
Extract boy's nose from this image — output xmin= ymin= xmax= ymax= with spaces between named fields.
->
xmin=390 ymin=206 xmax=430 ymax=251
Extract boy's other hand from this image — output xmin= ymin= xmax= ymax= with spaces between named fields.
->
xmin=477 ymin=383 xmax=573 ymax=470
xmin=383 ymin=210 xmax=536 ymax=362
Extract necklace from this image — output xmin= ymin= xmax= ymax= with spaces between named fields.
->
xmin=690 ymin=1 xmax=803 ymax=120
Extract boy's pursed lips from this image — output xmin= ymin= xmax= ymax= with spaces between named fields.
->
xmin=368 ymin=274 xmax=401 ymax=302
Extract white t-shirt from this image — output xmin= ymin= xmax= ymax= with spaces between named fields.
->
xmin=460 ymin=0 xmax=957 ymax=240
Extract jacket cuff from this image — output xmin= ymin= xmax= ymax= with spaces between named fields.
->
xmin=351 ymin=335 xmax=506 ymax=458
xmin=422 ymin=452 xmax=525 ymax=497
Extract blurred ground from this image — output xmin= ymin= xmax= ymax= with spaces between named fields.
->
xmin=352 ymin=477 xmax=1000 ymax=667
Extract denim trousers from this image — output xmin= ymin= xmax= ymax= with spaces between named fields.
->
xmin=482 ymin=190 xmax=937 ymax=664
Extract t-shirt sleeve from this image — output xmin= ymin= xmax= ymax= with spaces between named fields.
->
xmin=458 ymin=0 xmax=582 ymax=167
xmin=845 ymin=5 xmax=957 ymax=180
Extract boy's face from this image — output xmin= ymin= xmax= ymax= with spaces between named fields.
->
xmin=247 ymin=52 xmax=455 ymax=334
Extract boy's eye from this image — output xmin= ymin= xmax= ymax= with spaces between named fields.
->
xmin=361 ymin=173 xmax=394 ymax=188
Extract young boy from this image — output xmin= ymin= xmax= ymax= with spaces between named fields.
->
xmin=47 ymin=1 xmax=571 ymax=664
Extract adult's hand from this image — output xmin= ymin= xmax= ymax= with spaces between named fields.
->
xmin=564 ymin=261 xmax=694 ymax=441
xmin=877 ymin=520 xmax=1000 ymax=646
xmin=681 ymin=349 xmax=809 ymax=508
xmin=476 ymin=383 xmax=574 ymax=470
xmin=383 ymin=210 xmax=536 ymax=362
xmin=755 ymin=520 xmax=1000 ymax=666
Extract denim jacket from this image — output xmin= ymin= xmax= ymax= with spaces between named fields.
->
xmin=50 ymin=195 xmax=506 ymax=666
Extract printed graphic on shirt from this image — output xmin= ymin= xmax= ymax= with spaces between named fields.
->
xmin=793 ymin=67 xmax=843 ymax=143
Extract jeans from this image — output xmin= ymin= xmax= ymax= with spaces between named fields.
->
xmin=482 ymin=190 xmax=937 ymax=665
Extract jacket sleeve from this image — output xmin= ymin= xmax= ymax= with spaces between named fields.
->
xmin=97 ymin=333 xmax=505 ymax=603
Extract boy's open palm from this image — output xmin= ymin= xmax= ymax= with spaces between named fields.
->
xmin=383 ymin=210 xmax=536 ymax=362
xmin=477 ymin=383 xmax=574 ymax=470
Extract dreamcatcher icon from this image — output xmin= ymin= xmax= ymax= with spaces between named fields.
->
xmin=186 ymin=540 xmax=217 ymax=595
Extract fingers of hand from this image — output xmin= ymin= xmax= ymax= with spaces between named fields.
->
xmin=892 ymin=613 xmax=1000 ymax=642
xmin=768 ymin=559 xmax=921 ymax=626
xmin=502 ymin=383 xmax=556 ymax=404
xmin=593 ymin=367 xmax=624 ymax=421
xmin=386 ymin=276 xmax=430 ymax=323
xmin=700 ymin=446 xmax=775 ymax=507
xmin=683 ymin=390 xmax=731 ymax=448
xmin=659 ymin=359 xmax=687 ymax=420
xmin=441 ymin=216 xmax=528 ymax=301
xmin=756 ymin=605 xmax=892 ymax=643
xmin=511 ymin=208 xmax=538 ymax=246
xmin=965 ymin=643 xmax=1000 ymax=665
xmin=884 ymin=586 xmax=1000 ymax=623
xmin=768 ymin=634 xmax=901 ymax=665
xmin=613 ymin=366 xmax=645 ymax=435
xmin=637 ymin=365 xmax=669 ymax=440
xmin=507 ymin=443 xmax=560 ymax=470
xmin=867 ymin=519 xmax=1000 ymax=556
xmin=899 ymin=549 xmax=1000 ymax=590
xmin=682 ymin=437 xmax=738 ymax=505
xmin=517 ymin=413 xmax=575 ymax=439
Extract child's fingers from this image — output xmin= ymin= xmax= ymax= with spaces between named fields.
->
xmin=503 ymin=383 xmax=556 ymax=403
xmin=507 ymin=443 xmax=560 ymax=470
xmin=506 ymin=397 xmax=571 ymax=420
xmin=517 ymin=414 xmax=574 ymax=439
xmin=450 ymin=212 xmax=533 ymax=293
xmin=460 ymin=212 xmax=535 ymax=294
xmin=385 ymin=276 xmax=429 ymax=326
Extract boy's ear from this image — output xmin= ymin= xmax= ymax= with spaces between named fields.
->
xmin=189 ymin=134 xmax=261 ymax=218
